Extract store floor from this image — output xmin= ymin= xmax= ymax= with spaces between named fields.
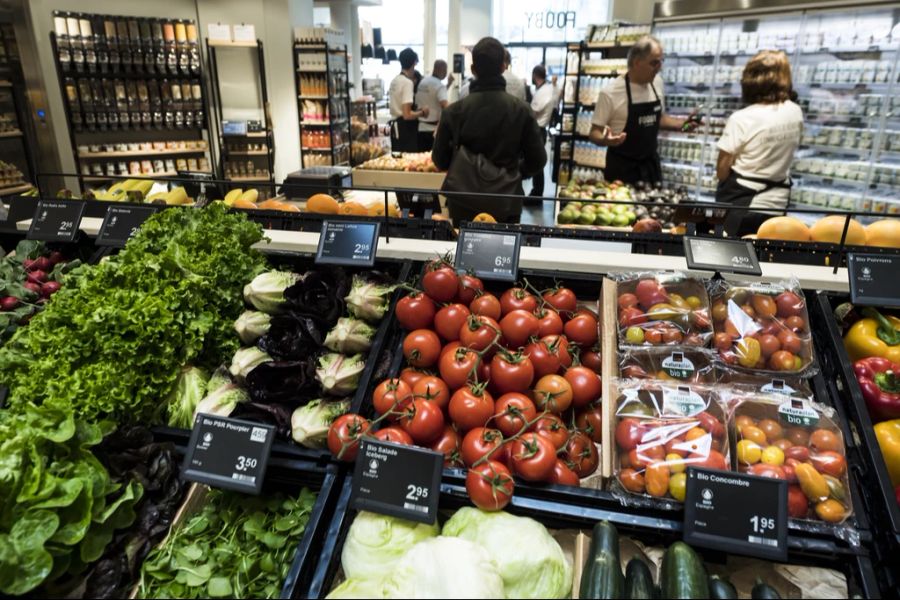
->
xmin=519 ymin=140 xmax=556 ymax=226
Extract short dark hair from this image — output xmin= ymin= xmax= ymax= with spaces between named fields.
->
xmin=399 ymin=47 xmax=418 ymax=70
xmin=532 ymin=65 xmax=546 ymax=80
xmin=742 ymin=50 xmax=793 ymax=104
xmin=472 ymin=37 xmax=505 ymax=78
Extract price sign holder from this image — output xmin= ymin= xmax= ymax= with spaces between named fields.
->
xmin=27 ymin=200 xmax=85 ymax=242
xmin=455 ymin=228 xmax=521 ymax=282
xmin=315 ymin=220 xmax=380 ymax=267
xmin=683 ymin=236 xmax=762 ymax=276
xmin=848 ymin=252 xmax=900 ymax=308
xmin=684 ymin=467 xmax=788 ymax=561
xmin=182 ymin=414 xmax=275 ymax=495
xmin=351 ymin=438 xmax=442 ymax=524
xmin=1 ymin=195 xmax=33 ymax=231
xmin=96 ymin=205 xmax=160 ymax=247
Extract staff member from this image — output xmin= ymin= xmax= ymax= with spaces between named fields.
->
xmin=415 ymin=59 xmax=452 ymax=151
xmin=389 ymin=48 xmax=429 ymax=152
xmin=589 ymin=35 xmax=696 ymax=184
xmin=716 ymin=50 xmax=803 ymax=237
xmin=503 ymin=50 xmax=527 ymax=102
xmin=529 ymin=65 xmax=560 ymax=197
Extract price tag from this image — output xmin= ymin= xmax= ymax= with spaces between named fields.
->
xmin=455 ymin=229 xmax=521 ymax=282
xmin=27 ymin=200 xmax=85 ymax=242
xmin=181 ymin=414 xmax=275 ymax=495
xmin=315 ymin=220 xmax=380 ymax=266
xmin=848 ymin=253 xmax=900 ymax=308
xmin=96 ymin=205 xmax=159 ymax=247
xmin=684 ymin=467 xmax=788 ymax=561
xmin=351 ymin=438 xmax=442 ymax=524
xmin=233 ymin=24 xmax=256 ymax=43
xmin=683 ymin=236 xmax=762 ymax=276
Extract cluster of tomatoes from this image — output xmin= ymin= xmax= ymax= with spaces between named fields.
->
xmin=327 ymin=258 xmax=603 ymax=511
xmin=617 ymin=276 xmax=712 ymax=347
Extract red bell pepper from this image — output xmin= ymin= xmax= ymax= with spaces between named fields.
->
xmin=854 ymin=357 xmax=900 ymax=421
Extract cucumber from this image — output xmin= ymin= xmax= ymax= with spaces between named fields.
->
xmin=580 ymin=521 xmax=625 ymax=599
xmin=751 ymin=579 xmax=782 ymax=599
xmin=659 ymin=542 xmax=709 ymax=599
xmin=708 ymin=575 xmax=737 ymax=599
xmin=624 ymin=557 xmax=657 ymax=599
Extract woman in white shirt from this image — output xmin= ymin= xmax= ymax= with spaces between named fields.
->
xmin=716 ymin=50 xmax=803 ymax=236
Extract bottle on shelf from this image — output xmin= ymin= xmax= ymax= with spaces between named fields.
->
xmin=116 ymin=20 xmax=130 ymax=72
xmin=54 ymin=14 xmax=71 ymax=72
xmin=68 ymin=15 xmax=85 ymax=73
xmin=80 ymin=18 xmax=97 ymax=73
xmin=140 ymin=19 xmax=154 ymax=73
xmin=105 ymin=19 xmax=119 ymax=72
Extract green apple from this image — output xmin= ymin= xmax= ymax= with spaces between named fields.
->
xmin=613 ymin=213 xmax=631 ymax=227
xmin=577 ymin=212 xmax=596 ymax=225
xmin=595 ymin=211 xmax=614 ymax=226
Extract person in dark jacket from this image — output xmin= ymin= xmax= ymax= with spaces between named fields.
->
xmin=432 ymin=37 xmax=546 ymax=224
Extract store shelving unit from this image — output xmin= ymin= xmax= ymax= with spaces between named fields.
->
xmin=49 ymin=11 xmax=213 ymax=190
xmin=294 ymin=42 xmax=351 ymax=168
xmin=207 ymin=38 xmax=275 ymax=189
xmin=0 ymin=22 xmax=35 ymax=189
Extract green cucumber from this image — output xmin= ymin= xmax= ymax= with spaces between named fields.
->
xmin=580 ymin=521 xmax=625 ymax=599
xmin=624 ymin=557 xmax=657 ymax=599
xmin=751 ymin=579 xmax=782 ymax=599
xmin=659 ymin=542 xmax=709 ymax=599
xmin=708 ymin=575 xmax=738 ymax=599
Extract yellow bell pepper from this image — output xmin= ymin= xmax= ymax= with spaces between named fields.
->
xmin=874 ymin=419 xmax=900 ymax=487
xmin=844 ymin=308 xmax=900 ymax=363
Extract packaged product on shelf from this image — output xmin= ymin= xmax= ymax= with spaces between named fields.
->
xmin=619 ymin=346 xmax=717 ymax=384
xmin=729 ymin=391 xmax=852 ymax=524
xmin=708 ymin=278 xmax=815 ymax=375
xmin=614 ymin=272 xmax=713 ymax=347
xmin=613 ymin=380 xmax=730 ymax=501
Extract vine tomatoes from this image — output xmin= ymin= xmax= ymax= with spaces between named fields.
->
xmin=396 ymin=292 xmax=436 ymax=331
xmin=535 ymin=307 xmax=564 ymax=337
xmin=548 ymin=459 xmax=580 ymax=486
xmin=490 ymin=350 xmax=534 ymax=395
xmin=327 ymin=414 xmax=371 ymax=461
xmin=469 ymin=292 xmax=502 ymax=321
xmin=398 ymin=397 xmax=445 ymax=444
xmin=500 ymin=309 xmax=540 ymax=349
xmin=500 ymin=287 xmax=538 ymax=316
xmin=422 ymin=263 xmax=459 ymax=302
xmin=373 ymin=426 xmax=414 ymax=446
xmin=466 ymin=461 xmax=514 ymax=511
xmin=493 ymin=392 xmax=537 ymax=437
xmin=430 ymin=425 xmax=462 ymax=468
xmin=449 ymin=383 xmax=494 ymax=431
xmin=412 ymin=375 xmax=451 ymax=410
xmin=580 ymin=346 xmax=602 ymax=373
xmin=459 ymin=314 xmax=501 ymax=353
xmin=533 ymin=374 xmax=573 ymax=413
xmin=434 ymin=303 xmax=470 ymax=342
xmin=543 ymin=334 xmax=573 ymax=369
xmin=403 ymin=329 xmax=441 ymax=367
xmin=564 ymin=366 xmax=602 ymax=409
xmin=564 ymin=312 xmax=599 ymax=347
xmin=373 ymin=378 xmax=412 ymax=420
xmin=399 ymin=367 xmax=429 ymax=391
xmin=524 ymin=339 xmax=562 ymax=378
xmin=532 ymin=413 xmax=570 ymax=450
xmin=542 ymin=286 xmax=578 ymax=315
xmin=456 ymin=274 xmax=484 ymax=305
xmin=575 ymin=404 xmax=603 ymax=443
xmin=509 ymin=433 xmax=557 ymax=481
xmin=461 ymin=426 xmax=506 ymax=467
xmin=565 ymin=431 xmax=599 ymax=477
xmin=439 ymin=346 xmax=481 ymax=390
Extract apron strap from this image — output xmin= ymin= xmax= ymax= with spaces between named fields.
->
xmin=733 ymin=170 xmax=792 ymax=189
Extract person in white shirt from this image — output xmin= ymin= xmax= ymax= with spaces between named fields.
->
xmin=415 ymin=60 xmax=452 ymax=151
xmin=716 ymin=50 xmax=803 ymax=236
xmin=502 ymin=50 xmax=527 ymax=102
xmin=589 ymin=35 xmax=697 ymax=185
xmin=528 ymin=65 xmax=561 ymax=197
xmin=388 ymin=48 xmax=429 ymax=152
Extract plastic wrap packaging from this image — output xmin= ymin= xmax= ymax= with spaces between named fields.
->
xmin=708 ymin=278 xmax=816 ymax=376
xmin=619 ymin=347 xmax=718 ymax=384
xmin=729 ymin=391 xmax=852 ymax=525
xmin=613 ymin=380 xmax=730 ymax=502
xmin=614 ymin=272 xmax=713 ymax=348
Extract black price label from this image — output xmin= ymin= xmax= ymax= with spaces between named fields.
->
xmin=455 ymin=229 xmax=521 ymax=282
xmin=848 ymin=253 xmax=900 ymax=308
xmin=351 ymin=439 xmax=442 ymax=524
xmin=315 ymin=220 xmax=380 ymax=266
xmin=96 ymin=205 xmax=159 ymax=247
xmin=684 ymin=467 xmax=787 ymax=561
xmin=683 ymin=236 xmax=762 ymax=276
xmin=181 ymin=414 xmax=275 ymax=495
xmin=27 ymin=200 xmax=85 ymax=242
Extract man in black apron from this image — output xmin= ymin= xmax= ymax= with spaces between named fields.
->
xmin=389 ymin=48 xmax=429 ymax=152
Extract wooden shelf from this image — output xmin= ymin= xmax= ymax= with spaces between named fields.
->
xmin=78 ymin=147 xmax=207 ymax=158
xmin=0 ymin=182 xmax=32 ymax=196
xmin=0 ymin=130 xmax=21 ymax=138
xmin=227 ymin=176 xmax=272 ymax=182
xmin=0 ymin=81 xmax=12 ymax=88
xmin=82 ymin=171 xmax=181 ymax=182
xmin=208 ymin=39 xmax=258 ymax=48
xmin=225 ymin=150 xmax=269 ymax=156
xmin=298 ymin=95 xmax=329 ymax=100
xmin=297 ymin=67 xmax=328 ymax=73
xmin=224 ymin=131 xmax=268 ymax=138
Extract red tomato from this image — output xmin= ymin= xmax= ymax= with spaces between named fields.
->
xmin=533 ymin=374 xmax=573 ymax=413
xmin=777 ymin=329 xmax=803 ymax=354
xmin=403 ymin=329 xmax=441 ymax=367
xmin=535 ymin=307 xmax=564 ymax=337
xmin=775 ymin=291 xmax=805 ymax=318
xmin=619 ymin=307 xmax=647 ymax=327
xmin=439 ymin=346 xmax=481 ymax=390
xmin=466 ymin=461 xmax=514 ymax=511
xmin=399 ymin=367 xmax=430 ymax=391
xmin=490 ymin=351 xmax=535 ymax=395
xmin=509 ymin=432 xmax=557 ymax=481
xmin=524 ymin=339 xmax=562 ymax=378
xmin=532 ymin=413 xmax=570 ymax=449
xmin=542 ymin=286 xmax=578 ymax=315
xmin=543 ymin=334 xmax=573 ymax=368
xmin=575 ymin=404 xmax=603 ymax=443
xmin=413 ymin=376 xmax=451 ymax=410
xmin=689 ymin=449 xmax=727 ymax=471
xmin=748 ymin=463 xmax=786 ymax=479
xmin=373 ymin=378 xmax=412 ymax=420
xmin=696 ymin=411 xmax=725 ymax=439
xmin=327 ymin=414 xmax=371 ymax=461
xmin=398 ymin=397 xmax=445 ymax=444
xmin=615 ymin=418 xmax=643 ymax=451
xmin=440 ymin=341 xmax=461 ymax=360
xmin=565 ymin=313 xmax=599 ymax=347
xmin=565 ymin=432 xmax=599 ymax=478
xmin=423 ymin=264 xmax=459 ymax=302
xmin=811 ymin=451 xmax=847 ymax=477
xmin=628 ymin=444 xmax=665 ymax=468
xmin=500 ymin=309 xmax=540 ymax=349
xmin=456 ymin=274 xmax=484 ymax=305
xmin=564 ymin=366 xmax=602 ymax=409
xmin=580 ymin=346 xmax=602 ymax=373
xmin=459 ymin=314 xmax=502 ymax=353
xmin=788 ymin=484 xmax=809 ymax=518
xmin=500 ymin=287 xmax=538 ymax=316
xmin=493 ymin=392 xmax=537 ymax=437
xmin=784 ymin=446 xmax=810 ymax=462
xmin=430 ymin=425 xmax=462 ymax=468
xmin=617 ymin=293 xmax=639 ymax=309
xmin=548 ymin=459 xmax=580 ymax=486
xmin=461 ymin=427 xmax=506 ymax=467
xmin=449 ymin=384 xmax=494 ymax=431
xmin=396 ymin=292 xmax=436 ymax=331
xmin=470 ymin=292 xmax=502 ymax=321
xmin=373 ymin=426 xmax=414 ymax=446
xmin=434 ymin=303 xmax=470 ymax=342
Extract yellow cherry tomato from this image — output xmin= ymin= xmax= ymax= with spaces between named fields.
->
xmin=685 ymin=296 xmax=702 ymax=309
xmin=666 ymin=453 xmax=686 ymax=473
xmin=815 ymin=499 xmax=847 ymax=523
xmin=669 ymin=472 xmax=687 ymax=502
xmin=736 ymin=439 xmax=762 ymax=465
xmin=761 ymin=445 xmax=785 ymax=466
xmin=741 ymin=425 xmax=767 ymax=446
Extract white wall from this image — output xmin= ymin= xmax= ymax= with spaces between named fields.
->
xmin=612 ymin=0 xmax=655 ymax=25
xmin=460 ymin=0 xmax=491 ymax=47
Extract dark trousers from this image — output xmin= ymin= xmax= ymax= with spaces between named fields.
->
xmin=417 ymin=130 xmax=435 ymax=151
xmin=528 ymin=128 xmax=548 ymax=197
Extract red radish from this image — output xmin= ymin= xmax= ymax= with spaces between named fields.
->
xmin=41 ymin=281 xmax=61 ymax=297
xmin=22 ymin=258 xmax=36 ymax=270
xmin=32 ymin=257 xmax=51 ymax=272
xmin=27 ymin=270 xmax=48 ymax=284
xmin=48 ymin=252 xmax=64 ymax=266
xmin=1 ymin=296 xmax=19 ymax=311
xmin=23 ymin=282 xmax=42 ymax=295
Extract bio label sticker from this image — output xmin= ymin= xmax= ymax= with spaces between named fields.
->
xmin=662 ymin=352 xmax=695 ymax=380
xmin=778 ymin=398 xmax=819 ymax=427
xmin=663 ymin=385 xmax=707 ymax=417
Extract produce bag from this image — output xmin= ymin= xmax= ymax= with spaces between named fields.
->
xmin=729 ymin=392 xmax=853 ymax=524
xmin=708 ymin=278 xmax=816 ymax=376
xmin=619 ymin=346 xmax=718 ymax=384
xmin=613 ymin=380 xmax=730 ymax=501
xmin=614 ymin=272 xmax=713 ymax=347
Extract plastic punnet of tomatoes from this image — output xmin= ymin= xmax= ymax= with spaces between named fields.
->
xmin=717 ymin=372 xmax=813 ymax=399
xmin=729 ymin=393 xmax=853 ymax=524
xmin=708 ymin=278 xmax=815 ymax=376
xmin=613 ymin=380 xmax=729 ymax=502
xmin=619 ymin=347 xmax=717 ymax=384
xmin=615 ymin=272 xmax=713 ymax=348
